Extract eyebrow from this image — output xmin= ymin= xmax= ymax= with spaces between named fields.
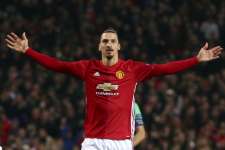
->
xmin=102 ymin=39 xmax=108 ymax=42
xmin=102 ymin=39 xmax=117 ymax=42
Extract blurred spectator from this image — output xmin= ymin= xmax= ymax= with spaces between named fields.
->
xmin=0 ymin=107 xmax=11 ymax=145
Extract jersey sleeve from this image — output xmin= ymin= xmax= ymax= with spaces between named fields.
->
xmin=134 ymin=103 xmax=144 ymax=127
xmin=132 ymin=57 xmax=199 ymax=82
xmin=25 ymin=48 xmax=89 ymax=80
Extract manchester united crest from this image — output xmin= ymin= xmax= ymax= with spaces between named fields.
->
xmin=115 ymin=70 xmax=125 ymax=79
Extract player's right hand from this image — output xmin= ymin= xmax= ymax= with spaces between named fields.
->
xmin=5 ymin=32 xmax=29 ymax=53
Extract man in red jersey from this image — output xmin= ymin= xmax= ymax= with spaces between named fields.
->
xmin=5 ymin=28 xmax=223 ymax=150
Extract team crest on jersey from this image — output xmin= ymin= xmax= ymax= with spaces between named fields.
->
xmin=115 ymin=70 xmax=125 ymax=79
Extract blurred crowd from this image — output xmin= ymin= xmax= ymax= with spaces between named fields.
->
xmin=0 ymin=0 xmax=225 ymax=149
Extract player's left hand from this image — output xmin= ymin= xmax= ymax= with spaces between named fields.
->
xmin=197 ymin=42 xmax=223 ymax=62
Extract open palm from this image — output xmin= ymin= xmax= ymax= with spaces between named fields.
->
xmin=197 ymin=42 xmax=223 ymax=62
xmin=5 ymin=32 xmax=29 ymax=53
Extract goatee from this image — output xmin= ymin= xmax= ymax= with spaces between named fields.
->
xmin=106 ymin=56 xmax=113 ymax=60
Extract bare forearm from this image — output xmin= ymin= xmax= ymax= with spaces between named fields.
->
xmin=133 ymin=127 xmax=146 ymax=146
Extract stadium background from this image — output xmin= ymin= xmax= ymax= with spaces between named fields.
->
xmin=0 ymin=0 xmax=225 ymax=149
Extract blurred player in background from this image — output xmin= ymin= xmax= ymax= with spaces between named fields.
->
xmin=5 ymin=28 xmax=223 ymax=150
xmin=133 ymin=102 xmax=146 ymax=147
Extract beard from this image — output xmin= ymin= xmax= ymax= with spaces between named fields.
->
xmin=105 ymin=48 xmax=114 ymax=60
xmin=106 ymin=55 xmax=113 ymax=60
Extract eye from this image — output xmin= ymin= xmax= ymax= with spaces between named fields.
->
xmin=111 ymin=39 xmax=116 ymax=43
xmin=102 ymin=39 xmax=108 ymax=43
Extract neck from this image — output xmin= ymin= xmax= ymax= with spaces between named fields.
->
xmin=102 ymin=56 xmax=118 ymax=66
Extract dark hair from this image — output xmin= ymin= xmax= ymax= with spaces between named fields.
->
xmin=103 ymin=27 xmax=117 ymax=34
xmin=100 ymin=27 xmax=119 ymax=43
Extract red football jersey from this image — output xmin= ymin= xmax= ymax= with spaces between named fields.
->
xmin=26 ymin=48 xmax=198 ymax=139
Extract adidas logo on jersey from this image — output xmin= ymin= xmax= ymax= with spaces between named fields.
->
xmin=93 ymin=72 xmax=100 ymax=77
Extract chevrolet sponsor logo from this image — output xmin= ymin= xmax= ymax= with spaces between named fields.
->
xmin=96 ymin=83 xmax=119 ymax=92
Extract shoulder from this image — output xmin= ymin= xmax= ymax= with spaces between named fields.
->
xmin=125 ymin=59 xmax=151 ymax=66
xmin=67 ymin=60 xmax=92 ymax=70
xmin=75 ymin=59 xmax=98 ymax=65
xmin=119 ymin=59 xmax=142 ymax=67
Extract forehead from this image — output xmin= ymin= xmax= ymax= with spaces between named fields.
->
xmin=101 ymin=33 xmax=118 ymax=40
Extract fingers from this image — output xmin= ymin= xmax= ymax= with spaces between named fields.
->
xmin=10 ymin=32 xmax=19 ymax=39
xmin=5 ymin=32 xmax=20 ymax=45
xmin=5 ymin=32 xmax=21 ymax=42
xmin=212 ymin=48 xmax=223 ymax=57
xmin=211 ymin=46 xmax=223 ymax=53
xmin=22 ymin=32 xmax=27 ymax=40
xmin=5 ymin=32 xmax=20 ymax=50
xmin=212 ymin=55 xmax=220 ymax=60
xmin=6 ymin=43 xmax=15 ymax=49
xmin=213 ymin=47 xmax=223 ymax=52
xmin=209 ymin=46 xmax=223 ymax=60
xmin=6 ymin=34 xmax=16 ymax=42
xmin=202 ymin=42 xmax=208 ymax=50
xmin=5 ymin=38 xmax=15 ymax=46
xmin=5 ymin=38 xmax=16 ymax=50
xmin=210 ymin=46 xmax=222 ymax=51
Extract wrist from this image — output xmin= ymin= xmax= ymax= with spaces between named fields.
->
xmin=22 ymin=46 xmax=29 ymax=53
xmin=196 ymin=55 xmax=201 ymax=62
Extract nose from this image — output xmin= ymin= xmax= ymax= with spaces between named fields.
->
xmin=106 ymin=45 xmax=112 ymax=49
xmin=106 ymin=42 xmax=112 ymax=47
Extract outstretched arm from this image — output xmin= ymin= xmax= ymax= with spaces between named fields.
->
xmin=5 ymin=32 xmax=88 ymax=79
xmin=134 ymin=43 xmax=223 ymax=81
xmin=151 ymin=42 xmax=223 ymax=76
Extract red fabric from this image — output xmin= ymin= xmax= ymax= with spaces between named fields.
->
xmin=26 ymin=48 xmax=89 ymax=80
xmin=25 ymin=48 xmax=198 ymax=139
xmin=0 ymin=118 xmax=11 ymax=145
xmin=212 ymin=135 xmax=225 ymax=143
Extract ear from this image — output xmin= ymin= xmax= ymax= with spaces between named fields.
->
xmin=98 ymin=43 xmax=101 ymax=51
xmin=118 ymin=43 xmax=121 ymax=51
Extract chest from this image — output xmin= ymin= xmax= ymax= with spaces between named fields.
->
xmin=86 ymin=66 xmax=134 ymax=84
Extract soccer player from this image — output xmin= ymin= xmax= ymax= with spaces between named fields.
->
xmin=133 ymin=102 xmax=146 ymax=147
xmin=5 ymin=28 xmax=223 ymax=150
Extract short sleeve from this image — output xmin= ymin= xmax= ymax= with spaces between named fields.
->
xmin=134 ymin=103 xmax=144 ymax=127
